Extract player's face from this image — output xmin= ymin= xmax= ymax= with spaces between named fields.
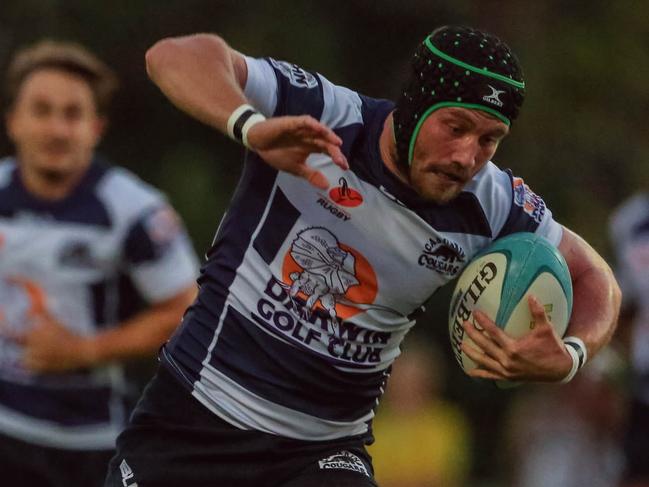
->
xmin=409 ymin=107 xmax=509 ymax=203
xmin=6 ymin=68 xmax=104 ymax=185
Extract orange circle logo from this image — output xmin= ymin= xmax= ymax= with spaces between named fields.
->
xmin=329 ymin=178 xmax=363 ymax=208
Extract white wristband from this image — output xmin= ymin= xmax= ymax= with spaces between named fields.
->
xmin=560 ymin=336 xmax=588 ymax=384
xmin=560 ymin=344 xmax=580 ymax=383
xmin=241 ymin=113 xmax=266 ymax=149
xmin=226 ymin=103 xmax=266 ymax=149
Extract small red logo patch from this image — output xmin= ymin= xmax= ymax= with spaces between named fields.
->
xmin=329 ymin=178 xmax=363 ymax=208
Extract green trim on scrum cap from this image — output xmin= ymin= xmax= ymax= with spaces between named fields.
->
xmin=424 ymin=37 xmax=525 ymax=89
xmin=407 ymin=102 xmax=511 ymax=165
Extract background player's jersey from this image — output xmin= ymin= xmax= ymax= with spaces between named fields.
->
xmin=609 ymin=194 xmax=649 ymax=404
xmin=0 ymin=158 xmax=198 ymax=449
xmin=163 ymin=57 xmax=563 ymax=440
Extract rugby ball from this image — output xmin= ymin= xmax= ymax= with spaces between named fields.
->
xmin=448 ymin=232 xmax=573 ymax=388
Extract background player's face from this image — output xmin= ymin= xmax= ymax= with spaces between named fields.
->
xmin=6 ymin=68 xmax=104 ymax=185
xmin=409 ymin=107 xmax=509 ymax=203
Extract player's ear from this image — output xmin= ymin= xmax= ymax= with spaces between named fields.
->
xmin=5 ymin=108 xmax=18 ymax=142
xmin=92 ymin=115 xmax=108 ymax=144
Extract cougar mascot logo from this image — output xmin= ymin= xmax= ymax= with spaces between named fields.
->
xmin=418 ymin=237 xmax=466 ymax=277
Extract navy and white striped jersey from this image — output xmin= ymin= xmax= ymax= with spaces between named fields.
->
xmin=162 ymin=57 xmax=563 ymax=441
xmin=610 ymin=194 xmax=649 ymax=404
xmin=0 ymin=158 xmax=199 ymax=450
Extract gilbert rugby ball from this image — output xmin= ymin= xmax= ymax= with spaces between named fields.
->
xmin=448 ymin=232 xmax=573 ymax=388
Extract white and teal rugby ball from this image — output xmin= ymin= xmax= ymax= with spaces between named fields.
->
xmin=448 ymin=232 xmax=573 ymax=388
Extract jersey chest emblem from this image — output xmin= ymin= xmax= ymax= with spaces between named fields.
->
xmin=418 ymin=236 xmax=466 ymax=277
xmin=283 ymin=226 xmax=378 ymax=323
xmin=58 ymin=240 xmax=97 ymax=269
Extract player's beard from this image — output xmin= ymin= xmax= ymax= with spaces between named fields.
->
xmin=36 ymin=167 xmax=70 ymax=184
xmin=409 ymin=163 xmax=470 ymax=204
xmin=29 ymin=139 xmax=92 ymax=187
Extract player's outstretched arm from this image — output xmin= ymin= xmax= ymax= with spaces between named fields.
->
xmin=146 ymin=33 xmax=247 ymax=131
xmin=145 ymin=34 xmax=347 ymax=188
xmin=461 ymin=227 xmax=621 ymax=383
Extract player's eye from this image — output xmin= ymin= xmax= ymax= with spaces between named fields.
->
xmin=447 ymin=123 xmax=464 ymax=135
xmin=480 ymin=136 xmax=497 ymax=146
xmin=64 ymin=105 xmax=83 ymax=121
xmin=31 ymin=101 xmax=51 ymax=117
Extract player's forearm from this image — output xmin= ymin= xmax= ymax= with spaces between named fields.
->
xmin=559 ymin=227 xmax=621 ymax=360
xmin=145 ymin=33 xmax=247 ymax=132
xmin=83 ymin=285 xmax=196 ymax=365
xmin=565 ymin=250 xmax=621 ymax=359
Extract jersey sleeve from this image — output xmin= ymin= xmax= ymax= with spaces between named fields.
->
xmin=244 ymin=55 xmax=324 ymax=120
xmin=122 ymin=204 xmax=199 ymax=302
xmin=244 ymin=56 xmax=363 ymax=130
xmin=491 ymin=169 xmax=563 ymax=246
xmin=243 ymin=56 xmax=279 ymax=117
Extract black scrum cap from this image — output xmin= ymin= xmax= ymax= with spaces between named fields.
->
xmin=393 ymin=26 xmax=525 ymax=165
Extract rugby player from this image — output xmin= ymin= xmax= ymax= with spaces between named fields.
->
xmin=105 ymin=25 xmax=620 ymax=486
xmin=0 ymin=40 xmax=198 ymax=486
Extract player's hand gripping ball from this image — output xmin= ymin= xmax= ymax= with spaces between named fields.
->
xmin=448 ymin=232 xmax=573 ymax=388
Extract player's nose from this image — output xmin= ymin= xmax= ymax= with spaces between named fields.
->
xmin=451 ymin=136 xmax=479 ymax=170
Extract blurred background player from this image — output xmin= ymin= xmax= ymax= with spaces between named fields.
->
xmin=369 ymin=337 xmax=471 ymax=487
xmin=0 ymin=40 xmax=198 ymax=486
xmin=609 ymin=195 xmax=649 ymax=487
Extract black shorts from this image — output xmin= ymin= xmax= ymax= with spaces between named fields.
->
xmin=0 ymin=431 xmax=113 ymax=487
xmin=104 ymin=365 xmax=378 ymax=487
xmin=623 ymin=398 xmax=649 ymax=482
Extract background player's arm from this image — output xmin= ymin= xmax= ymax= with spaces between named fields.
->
xmin=145 ymin=33 xmax=347 ymax=188
xmin=17 ymin=285 xmax=196 ymax=372
xmin=462 ymin=226 xmax=621 ymax=382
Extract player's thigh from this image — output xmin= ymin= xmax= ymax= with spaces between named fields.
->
xmin=278 ymin=448 xmax=378 ymax=487
xmin=280 ymin=470 xmax=379 ymax=487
